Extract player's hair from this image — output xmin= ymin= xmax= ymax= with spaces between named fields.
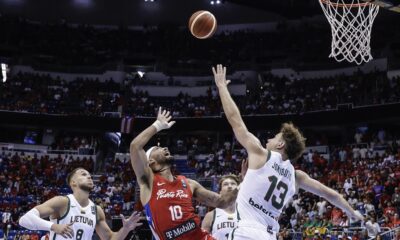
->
xmin=218 ymin=174 xmax=240 ymax=190
xmin=280 ymin=122 xmax=306 ymax=160
xmin=66 ymin=167 xmax=85 ymax=186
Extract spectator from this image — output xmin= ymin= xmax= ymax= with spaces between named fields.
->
xmin=316 ymin=198 xmax=327 ymax=218
xmin=343 ymin=178 xmax=353 ymax=195
xmin=365 ymin=216 xmax=381 ymax=238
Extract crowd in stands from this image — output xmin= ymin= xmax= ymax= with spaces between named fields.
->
xmin=1 ymin=71 xmax=400 ymax=117
xmin=189 ymin=128 xmax=400 ymax=239
xmin=247 ymin=71 xmax=400 ymax=115
xmin=50 ymin=134 xmax=96 ymax=151
xmin=1 ymin=15 xmax=333 ymax=69
xmin=1 ymin=14 xmax=400 ymax=70
xmin=0 ymin=151 xmax=136 ymax=238
xmin=2 ymin=125 xmax=400 ymax=239
xmin=2 ymin=10 xmax=400 ymax=240
xmin=0 ymin=73 xmax=121 ymax=115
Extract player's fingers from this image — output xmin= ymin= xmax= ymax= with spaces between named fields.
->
xmin=226 ymin=80 xmax=231 ymax=85
xmin=165 ymin=111 xmax=170 ymax=118
xmin=166 ymin=116 xmax=172 ymax=122
xmin=212 ymin=67 xmax=216 ymax=76
xmin=61 ymin=229 xmax=70 ymax=239
xmin=223 ymin=66 xmax=226 ymax=75
xmin=131 ymin=214 xmax=141 ymax=222
xmin=66 ymin=230 xmax=73 ymax=238
xmin=66 ymin=227 xmax=74 ymax=238
xmin=168 ymin=121 xmax=176 ymax=128
xmin=128 ymin=211 xmax=140 ymax=221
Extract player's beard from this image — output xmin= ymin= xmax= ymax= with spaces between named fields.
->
xmin=78 ymin=183 xmax=93 ymax=193
xmin=165 ymin=155 xmax=174 ymax=165
xmin=153 ymin=155 xmax=174 ymax=173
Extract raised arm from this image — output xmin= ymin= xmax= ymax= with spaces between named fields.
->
xmin=130 ymin=107 xmax=175 ymax=188
xmin=188 ymin=179 xmax=237 ymax=209
xmin=19 ymin=196 xmax=74 ymax=238
xmin=213 ymin=65 xmax=265 ymax=165
xmin=295 ymin=170 xmax=364 ymax=222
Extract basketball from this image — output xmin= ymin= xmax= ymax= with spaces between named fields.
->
xmin=188 ymin=11 xmax=217 ymax=39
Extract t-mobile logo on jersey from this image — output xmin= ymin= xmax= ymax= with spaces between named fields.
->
xmin=164 ymin=219 xmax=196 ymax=240
xmin=156 ymin=189 xmax=189 ymax=200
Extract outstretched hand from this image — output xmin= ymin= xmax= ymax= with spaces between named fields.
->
xmin=153 ymin=107 xmax=176 ymax=132
xmin=212 ymin=64 xmax=231 ymax=88
xmin=121 ymin=211 xmax=143 ymax=232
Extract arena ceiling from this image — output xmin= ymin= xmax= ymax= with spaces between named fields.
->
xmin=0 ymin=0 xmax=322 ymax=26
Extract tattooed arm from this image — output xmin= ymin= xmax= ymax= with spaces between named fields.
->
xmin=188 ymin=179 xmax=237 ymax=208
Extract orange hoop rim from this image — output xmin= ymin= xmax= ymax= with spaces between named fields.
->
xmin=320 ymin=0 xmax=372 ymax=8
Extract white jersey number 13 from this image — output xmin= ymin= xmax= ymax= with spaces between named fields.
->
xmin=264 ymin=175 xmax=288 ymax=210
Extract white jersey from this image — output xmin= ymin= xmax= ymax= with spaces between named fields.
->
xmin=50 ymin=194 xmax=97 ymax=240
xmin=236 ymin=151 xmax=296 ymax=234
xmin=210 ymin=208 xmax=238 ymax=240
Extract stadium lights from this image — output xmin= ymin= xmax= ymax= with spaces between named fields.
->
xmin=73 ymin=0 xmax=93 ymax=8
xmin=1 ymin=63 xmax=8 ymax=83
xmin=137 ymin=71 xmax=145 ymax=78
xmin=210 ymin=0 xmax=223 ymax=5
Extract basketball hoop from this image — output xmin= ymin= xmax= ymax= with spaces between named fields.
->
xmin=319 ymin=0 xmax=379 ymax=65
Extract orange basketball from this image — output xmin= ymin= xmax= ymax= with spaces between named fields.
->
xmin=188 ymin=11 xmax=217 ymax=39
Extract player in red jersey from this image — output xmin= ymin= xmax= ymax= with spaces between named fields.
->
xmin=130 ymin=107 xmax=237 ymax=240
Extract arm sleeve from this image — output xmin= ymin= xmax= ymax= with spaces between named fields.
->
xmin=19 ymin=208 xmax=53 ymax=231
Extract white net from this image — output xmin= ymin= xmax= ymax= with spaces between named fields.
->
xmin=319 ymin=0 xmax=379 ymax=65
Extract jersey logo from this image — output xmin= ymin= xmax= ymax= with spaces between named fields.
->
xmin=157 ymin=182 xmax=166 ymax=186
xmin=181 ymin=179 xmax=187 ymax=189
xmin=216 ymin=221 xmax=236 ymax=230
xmin=164 ymin=219 xmax=196 ymax=240
xmin=156 ymin=189 xmax=189 ymax=200
xmin=248 ymin=197 xmax=278 ymax=220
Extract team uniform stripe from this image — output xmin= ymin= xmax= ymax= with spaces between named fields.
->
xmin=144 ymin=204 xmax=161 ymax=240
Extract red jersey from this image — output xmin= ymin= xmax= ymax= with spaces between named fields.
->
xmin=144 ymin=174 xmax=214 ymax=240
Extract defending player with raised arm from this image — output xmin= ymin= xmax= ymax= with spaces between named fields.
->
xmin=19 ymin=168 xmax=142 ymax=240
xmin=130 ymin=107 xmax=237 ymax=240
xmin=212 ymin=64 xmax=363 ymax=240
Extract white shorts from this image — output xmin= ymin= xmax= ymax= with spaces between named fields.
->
xmin=227 ymin=226 xmax=277 ymax=240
